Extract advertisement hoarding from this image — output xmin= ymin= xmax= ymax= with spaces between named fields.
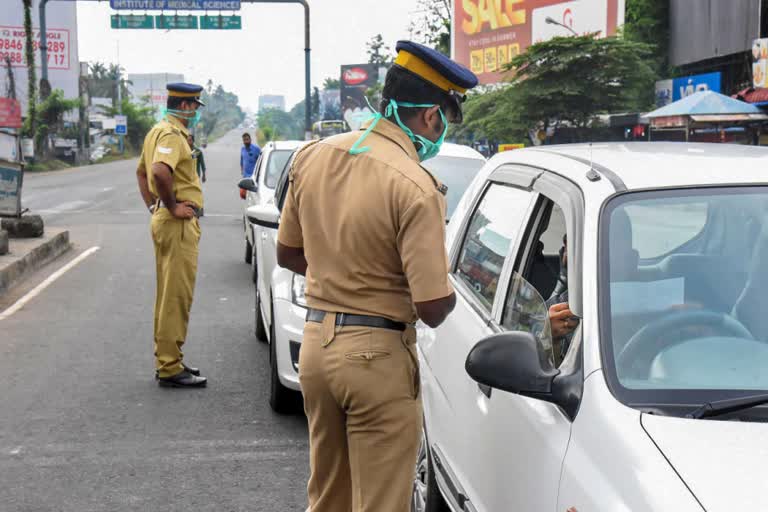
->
xmin=655 ymin=72 xmax=722 ymax=107
xmin=453 ymin=0 xmax=625 ymax=85
xmin=0 ymin=0 xmax=79 ymax=118
xmin=752 ymin=38 xmax=768 ymax=88
xmin=340 ymin=64 xmax=379 ymax=131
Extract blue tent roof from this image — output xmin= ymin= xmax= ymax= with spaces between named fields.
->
xmin=646 ymin=90 xmax=763 ymax=118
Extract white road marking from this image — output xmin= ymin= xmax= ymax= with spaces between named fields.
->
xmin=0 ymin=246 xmax=101 ymax=321
xmin=101 ymin=187 xmax=115 ymax=192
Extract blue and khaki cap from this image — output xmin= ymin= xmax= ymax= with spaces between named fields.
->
xmin=167 ymin=82 xmax=205 ymax=106
xmin=393 ymin=40 xmax=478 ymax=123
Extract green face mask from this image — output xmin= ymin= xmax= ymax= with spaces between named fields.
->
xmin=349 ymin=99 xmax=448 ymax=162
xmin=163 ymin=107 xmax=202 ymax=129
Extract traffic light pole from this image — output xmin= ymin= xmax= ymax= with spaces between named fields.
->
xmin=39 ymin=0 xmax=312 ymax=139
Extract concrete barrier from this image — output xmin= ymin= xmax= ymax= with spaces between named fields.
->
xmin=0 ymin=229 xmax=71 ymax=296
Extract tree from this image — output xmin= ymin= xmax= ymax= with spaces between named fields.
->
xmin=322 ymin=77 xmax=340 ymax=90
xmin=198 ymin=80 xmax=245 ymax=140
xmin=312 ymin=86 xmax=320 ymax=121
xmin=408 ymin=0 xmax=451 ymax=55
xmin=505 ymin=34 xmax=655 ymax=138
xmin=366 ymin=34 xmax=393 ymax=66
xmin=34 ymin=89 xmax=80 ymax=157
xmin=22 ymin=0 xmax=37 ymax=143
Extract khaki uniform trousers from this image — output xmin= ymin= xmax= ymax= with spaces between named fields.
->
xmin=300 ymin=313 xmax=422 ymax=512
xmin=151 ymin=208 xmax=201 ymax=378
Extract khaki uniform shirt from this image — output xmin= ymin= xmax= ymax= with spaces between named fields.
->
xmin=277 ymin=117 xmax=452 ymax=323
xmin=138 ymin=116 xmax=203 ymax=208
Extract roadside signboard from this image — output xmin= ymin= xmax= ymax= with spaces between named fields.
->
xmin=114 ymin=115 xmax=128 ymax=135
xmin=753 ymin=38 xmax=768 ymax=88
xmin=155 ymin=15 xmax=198 ymax=29
xmin=110 ymin=0 xmax=240 ymax=10
xmin=453 ymin=0 xmax=625 ymax=85
xmin=0 ymin=98 xmax=22 ymax=128
xmin=0 ymin=163 xmax=23 ymax=218
xmin=498 ymin=143 xmax=525 ymax=151
xmin=200 ymin=15 xmax=241 ymax=30
xmin=111 ymin=14 xmax=154 ymax=29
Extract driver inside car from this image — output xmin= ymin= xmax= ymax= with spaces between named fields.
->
xmin=546 ymin=234 xmax=578 ymax=361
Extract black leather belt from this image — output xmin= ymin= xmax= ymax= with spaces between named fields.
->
xmin=158 ymin=201 xmax=202 ymax=218
xmin=306 ymin=309 xmax=406 ymax=332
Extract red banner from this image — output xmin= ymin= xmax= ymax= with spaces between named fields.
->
xmin=0 ymin=98 xmax=22 ymax=128
xmin=453 ymin=0 xmax=623 ymax=84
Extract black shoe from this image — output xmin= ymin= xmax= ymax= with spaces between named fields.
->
xmin=154 ymin=363 xmax=200 ymax=380
xmin=157 ymin=370 xmax=207 ymax=388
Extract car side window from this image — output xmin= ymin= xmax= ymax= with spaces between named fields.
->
xmin=253 ymin=153 xmax=264 ymax=183
xmin=503 ymin=198 xmax=569 ymax=367
xmin=454 ymin=183 xmax=534 ymax=312
xmin=275 ymin=153 xmax=296 ymax=212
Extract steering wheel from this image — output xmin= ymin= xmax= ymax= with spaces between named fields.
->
xmin=616 ymin=310 xmax=754 ymax=378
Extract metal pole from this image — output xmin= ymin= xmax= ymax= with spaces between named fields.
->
xmin=117 ymin=41 xmax=124 ymax=154
xmin=39 ymin=0 xmax=50 ymax=82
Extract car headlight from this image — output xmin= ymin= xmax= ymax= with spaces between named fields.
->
xmin=291 ymin=273 xmax=307 ymax=307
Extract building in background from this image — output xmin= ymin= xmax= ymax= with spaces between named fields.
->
xmin=258 ymin=94 xmax=285 ymax=112
xmin=452 ymin=0 xmax=625 ymax=85
xmin=0 ymin=0 xmax=80 ymax=117
xmin=127 ymin=72 xmax=185 ymax=119
xmin=669 ymin=0 xmax=762 ymax=95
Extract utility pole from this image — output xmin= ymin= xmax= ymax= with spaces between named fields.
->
xmin=116 ymin=41 xmax=124 ymax=154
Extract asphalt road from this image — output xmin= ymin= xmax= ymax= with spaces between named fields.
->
xmin=0 ymin=131 xmax=310 ymax=512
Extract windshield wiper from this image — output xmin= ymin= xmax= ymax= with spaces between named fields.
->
xmin=686 ymin=393 xmax=768 ymax=419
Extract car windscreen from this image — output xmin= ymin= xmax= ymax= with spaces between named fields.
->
xmin=264 ymin=150 xmax=294 ymax=189
xmin=600 ymin=186 xmax=768 ymax=411
xmin=421 ymin=155 xmax=485 ymax=220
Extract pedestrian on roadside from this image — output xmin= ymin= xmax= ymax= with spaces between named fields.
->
xmin=188 ymin=133 xmax=206 ymax=184
xmin=135 ymin=82 xmax=207 ymax=388
xmin=240 ymin=132 xmax=261 ymax=178
xmin=188 ymin=133 xmax=206 ymax=217
xmin=276 ymin=40 xmax=478 ymax=511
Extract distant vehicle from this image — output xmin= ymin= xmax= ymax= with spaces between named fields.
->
xmin=311 ymin=120 xmax=349 ymax=139
xmin=245 ymin=143 xmax=486 ymax=413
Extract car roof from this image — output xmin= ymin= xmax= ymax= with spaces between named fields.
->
xmin=264 ymin=140 xmax=307 ymax=151
xmin=438 ymin=142 xmax=486 ymax=160
xmin=495 ymin=142 xmax=768 ymax=190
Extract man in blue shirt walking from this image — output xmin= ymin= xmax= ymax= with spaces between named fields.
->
xmin=240 ymin=132 xmax=261 ymax=178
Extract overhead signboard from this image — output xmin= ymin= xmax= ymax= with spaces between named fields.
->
xmin=110 ymin=0 xmax=240 ymax=10
xmin=111 ymin=14 xmax=154 ymax=29
xmin=114 ymin=115 xmax=127 ymax=135
xmin=200 ymin=15 xmax=241 ymax=30
xmin=453 ymin=0 xmax=625 ymax=85
xmin=155 ymin=15 xmax=199 ymax=30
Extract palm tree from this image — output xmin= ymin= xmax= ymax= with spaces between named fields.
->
xmin=22 ymin=0 xmax=37 ymax=145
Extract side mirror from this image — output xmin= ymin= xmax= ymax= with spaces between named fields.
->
xmin=465 ymin=331 xmax=559 ymax=397
xmin=238 ymin=178 xmax=257 ymax=192
xmin=246 ymin=204 xmax=280 ymax=229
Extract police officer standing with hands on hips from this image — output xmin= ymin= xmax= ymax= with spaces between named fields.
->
xmin=135 ymin=83 xmax=207 ymax=388
xmin=276 ymin=41 xmax=478 ymax=511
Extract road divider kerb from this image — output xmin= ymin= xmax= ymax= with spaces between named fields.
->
xmin=0 ymin=246 xmax=100 ymax=321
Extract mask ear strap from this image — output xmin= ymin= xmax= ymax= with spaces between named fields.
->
xmin=349 ymin=112 xmax=382 ymax=155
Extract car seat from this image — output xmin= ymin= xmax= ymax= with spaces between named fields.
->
xmin=610 ymin=209 xmax=639 ymax=282
xmin=732 ymin=220 xmax=768 ymax=342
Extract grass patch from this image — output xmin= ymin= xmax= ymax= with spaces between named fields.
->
xmin=25 ymin=159 xmax=73 ymax=172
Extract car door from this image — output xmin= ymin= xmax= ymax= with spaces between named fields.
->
xmin=420 ymin=167 xmax=540 ymax=511
xmin=258 ymin=152 xmax=296 ymax=335
xmin=246 ymin=152 xmax=265 ymax=249
xmin=468 ymin=174 xmax=582 ymax=511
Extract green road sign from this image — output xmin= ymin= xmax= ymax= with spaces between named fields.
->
xmin=200 ymin=15 xmax=241 ymax=30
xmin=155 ymin=15 xmax=199 ymax=30
xmin=111 ymin=14 xmax=154 ymax=29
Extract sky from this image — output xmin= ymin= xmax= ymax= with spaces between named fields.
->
xmin=76 ymin=1 xmax=429 ymax=112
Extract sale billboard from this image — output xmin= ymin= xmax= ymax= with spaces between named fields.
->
xmin=0 ymin=0 xmax=79 ymax=118
xmin=453 ymin=0 xmax=625 ymax=84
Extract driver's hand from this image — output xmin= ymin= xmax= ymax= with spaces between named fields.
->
xmin=549 ymin=302 xmax=579 ymax=339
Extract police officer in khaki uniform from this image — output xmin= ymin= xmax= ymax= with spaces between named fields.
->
xmin=136 ymin=83 xmax=207 ymax=388
xmin=276 ymin=41 xmax=478 ymax=511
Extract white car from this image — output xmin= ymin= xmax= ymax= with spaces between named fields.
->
xmin=238 ymin=140 xmax=303 ymax=278
xmin=247 ymin=143 xmax=486 ymax=413
xmin=412 ymin=142 xmax=768 ymax=512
